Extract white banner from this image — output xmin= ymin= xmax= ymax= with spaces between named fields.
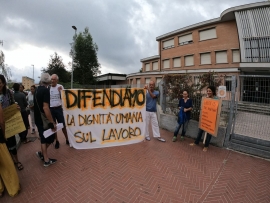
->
xmin=61 ymin=88 xmax=146 ymax=149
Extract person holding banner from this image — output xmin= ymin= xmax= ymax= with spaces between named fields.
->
xmin=144 ymin=81 xmax=166 ymax=142
xmin=0 ymin=102 xmax=21 ymax=197
xmin=0 ymin=75 xmax=24 ymax=171
xmin=34 ymin=73 xmax=57 ymax=167
xmin=172 ymin=90 xmax=193 ymax=142
xmin=190 ymin=86 xmax=219 ymax=152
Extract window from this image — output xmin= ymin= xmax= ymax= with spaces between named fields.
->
xmin=173 ymin=57 xmax=181 ymax=68
xmin=232 ymin=49 xmax=240 ymax=62
xmin=145 ymin=63 xmax=150 ymax=71
xmin=163 ymin=39 xmax=174 ymax=49
xmin=145 ymin=78 xmax=151 ymax=85
xmin=152 ymin=62 xmax=158 ymax=70
xmin=225 ymin=76 xmax=232 ymax=91
xmin=163 ymin=59 xmax=170 ymax=69
xmin=179 ymin=33 xmax=193 ymax=45
xmin=194 ymin=76 xmax=201 ymax=85
xmin=184 ymin=55 xmax=194 ymax=66
xmin=156 ymin=77 xmax=162 ymax=86
xmin=136 ymin=78 xmax=140 ymax=88
xmin=199 ymin=28 xmax=217 ymax=41
xmin=200 ymin=52 xmax=211 ymax=65
xmin=216 ymin=51 xmax=228 ymax=63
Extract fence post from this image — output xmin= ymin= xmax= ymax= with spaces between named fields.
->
xmin=224 ymin=75 xmax=236 ymax=147
xmin=159 ymin=79 xmax=167 ymax=113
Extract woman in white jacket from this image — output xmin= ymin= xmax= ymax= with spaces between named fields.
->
xmin=27 ymin=85 xmax=36 ymax=134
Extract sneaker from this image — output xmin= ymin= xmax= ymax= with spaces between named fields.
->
xmin=66 ymin=140 xmax=70 ymax=145
xmin=36 ymin=151 xmax=44 ymax=161
xmin=180 ymin=136 xmax=185 ymax=141
xmin=55 ymin=141 xmax=60 ymax=149
xmin=157 ymin=137 xmax=166 ymax=142
xmin=172 ymin=136 xmax=177 ymax=142
xmin=44 ymin=159 xmax=57 ymax=167
xmin=145 ymin=136 xmax=151 ymax=141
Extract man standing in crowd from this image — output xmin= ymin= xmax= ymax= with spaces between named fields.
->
xmin=34 ymin=73 xmax=57 ymax=167
xmin=50 ymin=74 xmax=69 ymax=149
xmin=144 ymin=80 xmax=165 ymax=142
xmin=28 ymin=85 xmax=36 ymax=134
xmin=13 ymin=83 xmax=29 ymax=144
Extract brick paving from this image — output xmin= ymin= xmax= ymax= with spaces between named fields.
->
xmin=2 ymin=128 xmax=270 ymax=203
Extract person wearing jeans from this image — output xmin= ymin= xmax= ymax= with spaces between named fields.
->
xmin=190 ymin=86 xmax=219 ymax=152
xmin=172 ymin=90 xmax=192 ymax=142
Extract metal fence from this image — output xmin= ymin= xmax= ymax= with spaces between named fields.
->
xmin=159 ymin=75 xmax=234 ymax=127
xmin=232 ymin=75 xmax=270 ymax=141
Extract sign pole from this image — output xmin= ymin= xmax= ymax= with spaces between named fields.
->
xmin=203 ymin=131 xmax=207 ymax=144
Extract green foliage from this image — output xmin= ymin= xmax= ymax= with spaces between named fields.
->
xmin=163 ymin=71 xmax=223 ymax=121
xmin=72 ymin=27 xmax=101 ymax=85
xmin=42 ymin=52 xmax=70 ymax=83
xmin=0 ymin=51 xmax=12 ymax=81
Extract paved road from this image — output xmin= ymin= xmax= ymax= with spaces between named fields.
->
xmin=3 ymin=128 xmax=270 ymax=203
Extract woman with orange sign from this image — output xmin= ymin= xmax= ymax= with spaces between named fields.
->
xmin=190 ymin=86 xmax=219 ymax=152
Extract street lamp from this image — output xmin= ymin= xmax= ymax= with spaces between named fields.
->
xmin=71 ymin=25 xmax=77 ymax=89
xmin=31 ymin=64 xmax=34 ymax=83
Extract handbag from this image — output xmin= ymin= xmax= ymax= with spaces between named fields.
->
xmin=177 ymin=107 xmax=187 ymax=125
xmin=35 ymin=89 xmax=50 ymax=130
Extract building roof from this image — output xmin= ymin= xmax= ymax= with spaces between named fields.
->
xmin=96 ymin=73 xmax=127 ymax=81
xmin=156 ymin=1 xmax=270 ymax=41
xmin=140 ymin=55 xmax=160 ymax=62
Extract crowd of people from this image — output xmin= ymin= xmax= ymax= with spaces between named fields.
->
xmin=0 ymin=73 xmax=220 ymax=198
xmin=0 ymin=73 xmax=70 ymax=197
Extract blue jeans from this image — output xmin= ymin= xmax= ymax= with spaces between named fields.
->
xmin=173 ymin=120 xmax=189 ymax=137
xmin=194 ymin=128 xmax=212 ymax=147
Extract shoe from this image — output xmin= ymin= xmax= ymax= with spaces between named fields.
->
xmin=31 ymin=129 xmax=35 ymax=134
xmin=172 ymin=136 xmax=177 ymax=142
xmin=36 ymin=151 xmax=44 ymax=161
xmin=157 ymin=137 xmax=166 ymax=142
xmin=203 ymin=147 xmax=208 ymax=152
xmin=55 ymin=141 xmax=60 ymax=149
xmin=145 ymin=137 xmax=151 ymax=141
xmin=44 ymin=159 xmax=57 ymax=167
xmin=180 ymin=136 xmax=185 ymax=141
xmin=66 ymin=140 xmax=70 ymax=145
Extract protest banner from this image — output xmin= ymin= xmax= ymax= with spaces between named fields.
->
xmin=3 ymin=104 xmax=26 ymax=138
xmin=198 ymin=97 xmax=222 ymax=137
xmin=62 ymin=88 xmax=146 ymax=149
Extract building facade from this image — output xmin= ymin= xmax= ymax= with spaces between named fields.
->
xmin=126 ymin=1 xmax=270 ymax=101
xmin=22 ymin=76 xmax=34 ymax=90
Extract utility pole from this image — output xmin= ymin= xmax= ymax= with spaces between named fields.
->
xmin=31 ymin=64 xmax=34 ymax=83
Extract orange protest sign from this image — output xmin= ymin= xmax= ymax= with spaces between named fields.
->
xmin=198 ymin=97 xmax=222 ymax=137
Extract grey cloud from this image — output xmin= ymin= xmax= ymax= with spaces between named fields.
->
xmin=0 ymin=0 xmax=261 ymax=80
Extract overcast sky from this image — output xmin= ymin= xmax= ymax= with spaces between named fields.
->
xmin=0 ymin=0 xmax=262 ymax=82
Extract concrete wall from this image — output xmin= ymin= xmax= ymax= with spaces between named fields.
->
xmin=157 ymin=105 xmax=226 ymax=147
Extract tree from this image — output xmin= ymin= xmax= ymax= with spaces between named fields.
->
xmin=72 ymin=27 xmax=101 ymax=85
xmin=0 ymin=50 xmax=12 ymax=81
xmin=42 ymin=52 xmax=70 ymax=83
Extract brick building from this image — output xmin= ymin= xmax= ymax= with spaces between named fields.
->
xmin=126 ymin=1 xmax=270 ymax=101
xmin=22 ymin=76 xmax=34 ymax=90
